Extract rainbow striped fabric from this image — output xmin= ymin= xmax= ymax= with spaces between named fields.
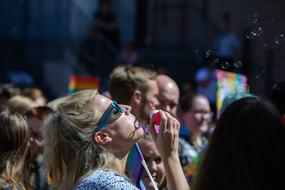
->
xmin=127 ymin=143 xmax=145 ymax=188
xmin=68 ymin=75 xmax=100 ymax=94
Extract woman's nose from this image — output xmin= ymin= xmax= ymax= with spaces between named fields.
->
xmin=149 ymin=161 xmax=157 ymax=172
xmin=120 ymin=104 xmax=132 ymax=114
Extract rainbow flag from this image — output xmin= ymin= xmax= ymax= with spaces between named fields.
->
xmin=127 ymin=143 xmax=144 ymax=188
xmin=216 ymin=70 xmax=248 ymax=118
xmin=68 ymin=75 xmax=100 ymax=94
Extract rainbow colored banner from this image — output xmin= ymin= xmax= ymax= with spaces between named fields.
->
xmin=68 ymin=75 xmax=100 ymax=94
xmin=216 ymin=70 xmax=248 ymax=118
xmin=127 ymin=143 xmax=144 ymax=188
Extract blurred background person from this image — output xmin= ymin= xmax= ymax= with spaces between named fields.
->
xmin=109 ymin=65 xmax=159 ymax=127
xmin=25 ymin=106 xmax=52 ymax=190
xmin=119 ymin=42 xmax=140 ymax=66
xmin=5 ymin=95 xmax=36 ymax=115
xmin=178 ymin=93 xmax=213 ymax=184
xmin=0 ymin=84 xmax=20 ymax=111
xmin=22 ymin=87 xmax=47 ymax=107
xmin=0 ymin=110 xmax=29 ymax=189
xmin=195 ymin=55 xmax=217 ymax=116
xmin=94 ymin=0 xmax=119 ymax=48
xmin=156 ymin=74 xmax=179 ymax=117
xmin=213 ymin=13 xmax=240 ymax=72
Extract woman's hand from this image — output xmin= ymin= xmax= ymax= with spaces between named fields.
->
xmin=149 ymin=110 xmax=180 ymax=160
xmin=149 ymin=110 xmax=190 ymax=190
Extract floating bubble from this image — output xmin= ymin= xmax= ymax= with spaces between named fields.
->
xmin=214 ymin=58 xmax=219 ymax=64
xmin=221 ymin=62 xmax=230 ymax=70
xmin=246 ymin=26 xmax=263 ymax=39
xmin=253 ymin=18 xmax=258 ymax=24
xmin=234 ymin=60 xmax=242 ymax=69
xmin=195 ymin=49 xmax=199 ymax=54
xmin=255 ymin=69 xmax=266 ymax=80
xmin=274 ymin=33 xmax=285 ymax=45
xmin=255 ymin=75 xmax=260 ymax=79
xmin=205 ymin=50 xmax=211 ymax=58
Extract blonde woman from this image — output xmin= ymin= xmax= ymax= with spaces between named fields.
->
xmin=0 ymin=110 xmax=29 ymax=189
xmin=44 ymin=89 xmax=189 ymax=190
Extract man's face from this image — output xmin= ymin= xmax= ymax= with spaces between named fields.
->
xmin=158 ymin=83 xmax=179 ymax=116
xmin=139 ymin=80 xmax=160 ymax=123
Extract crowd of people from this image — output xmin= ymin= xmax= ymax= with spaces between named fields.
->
xmin=0 ymin=63 xmax=285 ymax=190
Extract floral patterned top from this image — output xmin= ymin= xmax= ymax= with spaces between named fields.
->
xmin=75 ymin=170 xmax=139 ymax=190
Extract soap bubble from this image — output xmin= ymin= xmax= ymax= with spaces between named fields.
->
xmin=234 ymin=61 xmax=242 ymax=69
xmin=205 ymin=50 xmax=211 ymax=58
xmin=274 ymin=33 xmax=285 ymax=45
xmin=221 ymin=62 xmax=230 ymax=70
xmin=214 ymin=58 xmax=219 ymax=64
xmin=255 ymin=75 xmax=260 ymax=80
xmin=246 ymin=26 xmax=263 ymax=39
xmin=253 ymin=18 xmax=258 ymax=24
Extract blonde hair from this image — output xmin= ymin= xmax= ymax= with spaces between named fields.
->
xmin=6 ymin=95 xmax=36 ymax=114
xmin=22 ymin=87 xmax=46 ymax=103
xmin=44 ymin=89 xmax=115 ymax=190
xmin=109 ymin=65 xmax=157 ymax=104
xmin=46 ymin=96 xmax=67 ymax=111
xmin=0 ymin=110 xmax=29 ymax=190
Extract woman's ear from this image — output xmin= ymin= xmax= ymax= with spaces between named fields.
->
xmin=93 ymin=131 xmax=112 ymax=144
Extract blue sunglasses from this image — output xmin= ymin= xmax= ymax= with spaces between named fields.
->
xmin=94 ymin=101 xmax=125 ymax=132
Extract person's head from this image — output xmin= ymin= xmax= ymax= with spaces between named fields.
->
xmin=0 ymin=110 xmax=29 ymax=188
xmin=156 ymin=75 xmax=180 ymax=116
xmin=99 ymin=0 xmax=111 ymax=15
xmin=22 ymin=87 xmax=46 ymax=106
xmin=109 ymin=65 xmax=159 ymax=124
xmin=44 ymin=89 xmax=144 ymax=189
xmin=194 ymin=97 xmax=285 ymax=190
xmin=0 ymin=84 xmax=20 ymax=110
xmin=139 ymin=136 xmax=166 ymax=190
xmin=179 ymin=93 xmax=212 ymax=137
xmin=6 ymin=95 xmax=36 ymax=114
xmin=270 ymin=80 xmax=285 ymax=121
xmin=25 ymin=106 xmax=52 ymax=158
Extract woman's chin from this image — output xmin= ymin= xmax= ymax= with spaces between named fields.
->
xmin=144 ymin=180 xmax=158 ymax=190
